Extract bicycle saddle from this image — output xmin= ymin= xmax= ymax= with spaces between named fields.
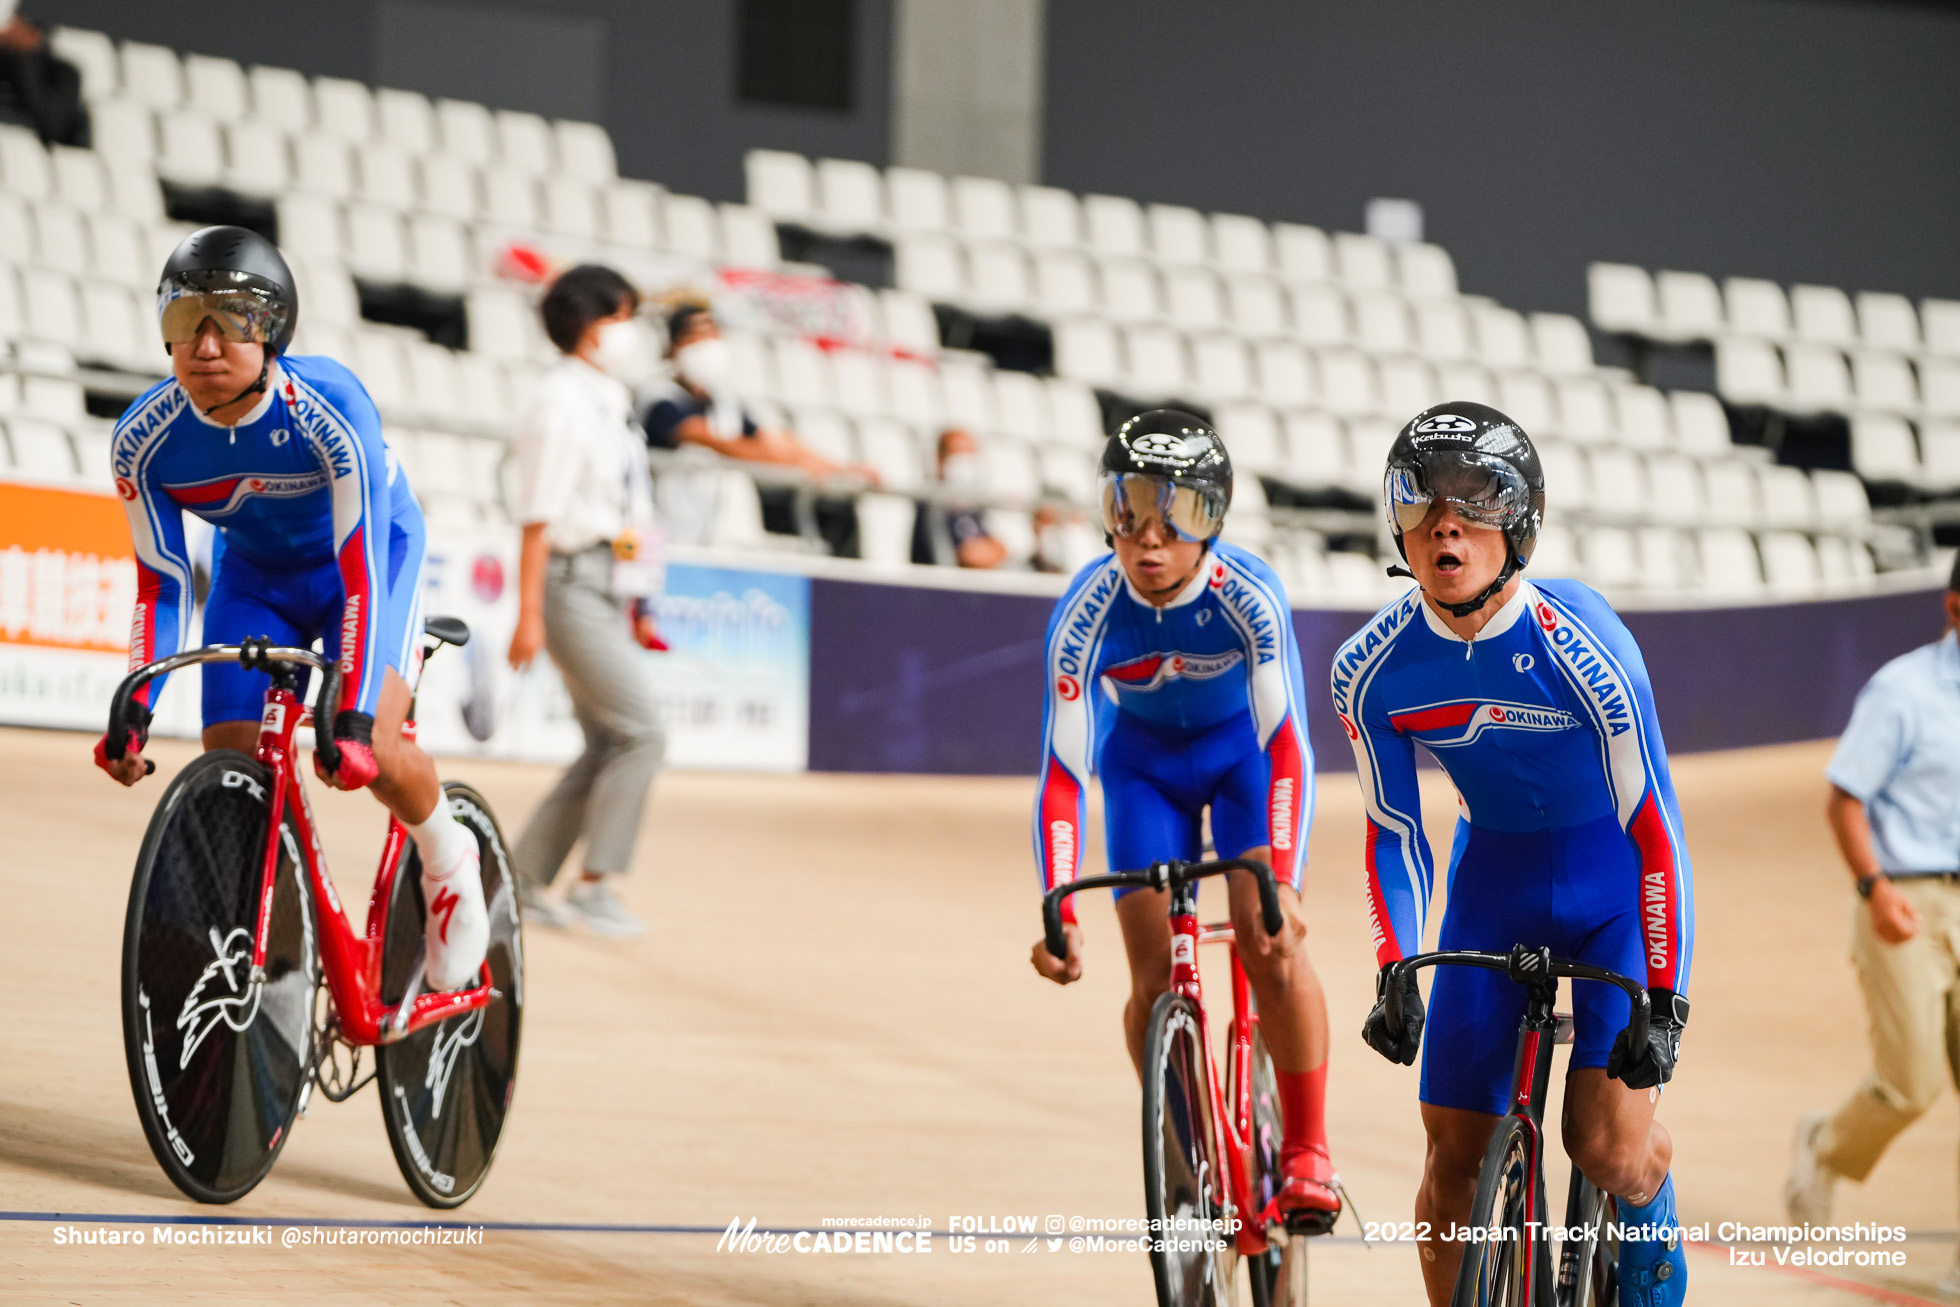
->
xmin=424 ymin=615 xmax=471 ymax=649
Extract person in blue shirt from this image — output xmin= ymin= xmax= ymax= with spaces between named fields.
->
xmin=1335 ymin=401 xmax=1693 ymax=1306
xmin=1027 ymin=409 xmax=1339 ymax=1226
xmin=92 ymin=226 xmax=487 ymax=992
xmin=1787 ymin=557 xmax=1960 ymax=1296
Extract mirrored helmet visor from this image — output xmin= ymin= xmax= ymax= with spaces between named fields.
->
xmin=1098 ymin=471 xmax=1227 ymax=542
xmin=1385 ymin=450 xmax=1533 ymax=536
xmin=158 ymin=271 xmax=290 ymax=346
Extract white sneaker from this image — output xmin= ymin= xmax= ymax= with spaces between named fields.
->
xmin=1784 ymin=1112 xmax=1837 ymax=1225
xmin=564 ymin=877 xmax=645 ymax=939
xmin=422 ymin=843 xmax=489 ymax=991
xmin=517 ymin=880 xmax=571 ymax=929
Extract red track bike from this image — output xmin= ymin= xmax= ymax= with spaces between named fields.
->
xmin=1043 ymin=857 xmax=1338 ymax=1307
xmin=104 ymin=621 xmax=522 ymax=1207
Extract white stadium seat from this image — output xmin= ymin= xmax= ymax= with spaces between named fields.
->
xmin=313 ymin=77 xmax=374 ymax=141
xmin=877 ymin=289 xmax=941 ymax=359
xmin=1228 ymin=276 xmax=1288 ymax=337
xmin=1670 ymin=391 xmax=1733 ymax=457
xmin=1415 ymin=301 xmax=1473 ymax=361
xmin=1192 ymin=334 xmax=1254 ymax=401
xmin=30 ymin=200 xmax=85 ymax=273
xmin=357 ymin=143 xmax=418 ymax=209
xmin=1099 ymin=259 xmax=1161 ymax=322
xmin=344 ymin=204 xmax=406 ymax=282
xmin=953 ymin=175 xmax=1017 ymax=241
xmin=1148 ymin=204 xmax=1210 ymax=265
xmin=1047 ymin=378 xmax=1105 ymax=444
xmin=1529 ymin=525 xmax=1579 ymax=578
xmin=249 ymin=66 xmax=312 ymax=133
xmin=1537 ymin=441 xmax=1592 ymax=511
xmin=1792 ymin=285 xmax=1857 ymax=347
xmin=790 ymin=409 xmax=857 ymax=466
xmin=1644 ymin=455 xmax=1707 ymax=527
xmin=5 ymin=418 xmax=79 ymax=482
xmin=771 ymin=336 xmax=832 ymax=408
xmin=1922 ymin=423 xmax=1960 ymax=492
xmin=293 ymin=131 xmax=353 ymax=197
xmin=21 ymin=266 xmax=80 ymax=348
xmin=1715 ymin=337 xmax=1786 ymax=405
xmin=1083 ymin=194 xmax=1145 ymax=257
xmin=90 ymin=99 xmax=154 ymax=163
xmin=1317 ymin=350 xmax=1378 ymax=417
xmin=376 ymin=89 xmax=435 ymax=154
xmin=419 ymin=155 xmax=479 ymax=221
xmin=88 ymin=212 xmax=147 ymax=288
xmin=223 ymin=121 xmax=291 ymax=195
xmin=1532 ymin=313 xmax=1595 ymax=376
xmin=1033 ymin=250 xmax=1098 ymax=316
xmin=481 ymin=166 xmax=540 ymax=228
xmin=856 ymin=491 xmax=920 ymax=567
xmin=894 ymin=234 xmax=963 ymax=300
xmin=1759 ymin=531 xmax=1821 ymax=595
xmin=817 ymin=157 xmax=883 ymax=230
xmin=1783 ymin=343 xmax=1852 ymax=413
xmin=885 ymin=167 xmax=949 ymax=232
xmin=883 ymin=358 xmax=942 ymax=428
xmin=1635 ymin=527 xmax=1692 ymax=591
xmin=1725 ymin=277 xmax=1790 ymax=338
xmin=407 ymin=214 xmax=471 ymax=292
xmin=51 ymin=145 xmax=106 ymax=210
xmin=938 ymin=357 xmax=995 ymax=430
xmin=1212 ymin=213 xmax=1271 ymax=274
xmin=1472 ymin=305 xmax=1531 ymax=368
xmin=1396 ymin=243 xmax=1457 ymax=300
xmin=1289 ymin=285 xmax=1349 ymax=346
xmin=1217 ymin=403 xmax=1284 ymax=475
xmin=0 ymin=126 xmax=49 ymax=198
xmin=980 ymin=436 xmax=1041 ymax=505
xmin=119 ymin=42 xmax=182 ymax=109
xmin=23 ymin=374 xmax=86 ymax=423
xmin=1589 ymin=263 xmax=1656 ymax=336
xmin=155 ymin=111 xmax=223 ymax=185
xmin=1254 ymin=342 xmax=1316 ymax=408
xmin=992 ymin=370 xmax=1049 ymax=440
xmin=830 ymin=348 xmax=888 ymax=418
xmin=1922 ymin=361 xmax=1960 ymax=419
xmin=602 ymin=180 xmax=661 ymax=248
xmin=1379 ymin=358 xmax=1437 ymax=418
xmin=544 ymin=181 xmax=598 ymax=238
xmin=1586 ymin=447 xmax=1648 ymax=519
xmin=1701 ymin=460 xmax=1763 ymax=527
xmin=467 ymin=287 xmax=541 ymax=361
xmin=1851 ymin=351 xmax=1918 ymax=414
xmin=184 ymin=54 xmax=247 ymax=121
xmin=1811 ymin=469 xmax=1871 ymax=532
xmin=1657 ymin=270 xmax=1723 ymax=341
xmin=1694 ymin=528 xmax=1764 ymax=595
xmin=967 ymin=242 xmax=1030 ymax=311
xmin=1019 ymin=185 xmax=1081 ymax=249
xmin=1164 ymin=268 xmax=1224 ymax=330
xmin=556 ymin=121 xmax=617 ymax=183
xmin=1333 ymin=232 xmax=1392 ymax=289
xmin=1757 ymin=464 xmax=1818 ymax=530
xmin=1921 ymin=300 xmax=1960 ymax=357
xmin=1581 ymin=527 xmax=1640 ymax=588
xmin=1353 ymin=292 xmax=1412 ymax=354
xmin=1283 ymin=412 xmax=1348 ymax=487
xmin=1437 ymin=361 xmax=1495 ymax=408
xmin=1857 ymin=292 xmax=1920 ymax=354
xmin=49 ymin=28 xmax=119 ymax=101
xmin=1274 ymin=224 xmax=1332 ymax=282
xmin=495 ymin=110 xmax=555 ymax=175
xmin=1613 ymin=385 xmax=1673 ymax=448
xmin=1497 ymin=372 xmax=1555 ymax=434
xmin=857 ymin=419 xmax=925 ymax=494
xmin=1849 ymin=414 xmax=1921 ymax=484
xmin=1124 ymin=324 xmax=1191 ymax=396
xmin=436 ymin=98 xmax=495 ymax=165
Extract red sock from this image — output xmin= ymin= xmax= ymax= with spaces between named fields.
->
xmin=1275 ymin=1062 xmax=1329 ymax=1167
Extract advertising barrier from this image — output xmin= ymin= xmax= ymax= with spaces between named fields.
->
xmin=0 ymin=481 xmax=140 ymax=732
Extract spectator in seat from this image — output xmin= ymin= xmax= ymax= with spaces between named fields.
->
xmin=642 ymin=304 xmax=874 ymax=556
xmin=918 ymin=427 xmax=1006 ymax=569
xmin=0 ymin=4 xmax=85 ymax=146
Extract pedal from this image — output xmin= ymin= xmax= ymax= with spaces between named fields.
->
xmin=1555 ymin=1012 xmax=1575 ymax=1045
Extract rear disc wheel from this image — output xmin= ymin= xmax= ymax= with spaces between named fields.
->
xmin=121 ymin=750 xmax=317 ymax=1203
xmin=376 ymin=782 xmax=523 ymax=1208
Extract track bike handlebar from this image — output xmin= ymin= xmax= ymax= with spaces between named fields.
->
xmin=106 ymin=640 xmax=342 ymax=767
xmin=1041 ymin=857 xmax=1284 ymax=962
xmin=1381 ymin=946 xmax=1652 ymax=1075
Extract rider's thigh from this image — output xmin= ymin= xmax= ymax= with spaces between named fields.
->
xmin=1560 ymin=1066 xmax=1662 ymax=1187
xmin=202 ymin=721 xmax=258 ymax=753
xmin=1114 ymin=886 xmax=1174 ymax=997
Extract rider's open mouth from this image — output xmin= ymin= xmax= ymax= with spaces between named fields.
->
xmin=1434 ymin=550 xmax=1464 ymax=574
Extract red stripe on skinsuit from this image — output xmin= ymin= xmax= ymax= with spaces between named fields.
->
xmin=1040 ymin=757 xmax=1083 ymax=924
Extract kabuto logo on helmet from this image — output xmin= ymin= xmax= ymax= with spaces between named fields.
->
xmin=1130 ymin=432 xmax=1209 ymax=463
xmin=1414 ymin=413 xmax=1479 ymax=436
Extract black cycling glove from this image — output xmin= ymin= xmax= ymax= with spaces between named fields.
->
xmin=1608 ymin=988 xmax=1689 ymax=1090
xmin=1362 ymin=963 xmax=1425 ymax=1066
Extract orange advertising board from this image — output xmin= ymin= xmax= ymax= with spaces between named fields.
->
xmin=0 ymin=480 xmax=137 ymax=655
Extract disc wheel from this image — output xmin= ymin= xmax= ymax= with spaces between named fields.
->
xmin=376 ymin=782 xmax=523 ymax=1208
xmin=1451 ymin=1115 xmax=1552 ymax=1307
xmin=1557 ymin=1168 xmax=1618 ymax=1306
xmin=1143 ymin=991 xmax=1238 ymax=1307
xmin=1244 ymin=1026 xmax=1308 ymax=1307
xmin=121 ymin=750 xmax=317 ymax=1203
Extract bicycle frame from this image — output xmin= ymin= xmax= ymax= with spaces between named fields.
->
xmin=108 ymin=640 xmax=493 ymax=1047
xmin=1382 ymin=946 xmax=1651 ymax=1307
xmin=1045 ymin=857 xmax=1289 ymax=1259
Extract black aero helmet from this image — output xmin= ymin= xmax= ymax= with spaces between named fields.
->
xmin=1384 ymin=400 xmax=1545 ymax=616
xmin=157 ymin=225 xmax=298 ymax=357
xmin=1098 ymin=408 xmax=1233 ymax=542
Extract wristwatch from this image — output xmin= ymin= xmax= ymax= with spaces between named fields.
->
xmin=1856 ymin=872 xmax=1886 ymax=899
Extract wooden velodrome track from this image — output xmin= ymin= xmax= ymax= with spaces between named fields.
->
xmin=1 ymin=725 xmax=1954 ymax=1304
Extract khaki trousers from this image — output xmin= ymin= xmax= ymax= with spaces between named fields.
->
xmin=1817 ymin=880 xmax=1960 ymax=1198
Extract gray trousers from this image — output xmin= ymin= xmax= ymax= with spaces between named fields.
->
xmin=512 ymin=547 xmax=666 ymax=884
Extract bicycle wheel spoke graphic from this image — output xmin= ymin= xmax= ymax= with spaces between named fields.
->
xmin=1143 ymin=992 xmax=1236 ymax=1307
xmin=1452 ymin=1116 xmax=1547 ymax=1307
xmin=378 ymin=782 xmax=523 ymax=1208
xmin=1243 ymin=1024 xmax=1308 ymax=1307
xmin=121 ymin=751 xmax=317 ymax=1204
xmin=1557 ymin=1171 xmax=1618 ymax=1307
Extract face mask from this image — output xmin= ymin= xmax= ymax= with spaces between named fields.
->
xmin=941 ymin=452 xmax=981 ymax=495
xmin=591 ymin=320 xmax=653 ymax=385
xmin=673 ymin=337 xmax=732 ymax=391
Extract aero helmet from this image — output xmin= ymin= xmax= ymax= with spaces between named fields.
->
xmin=157 ymin=225 xmax=298 ymax=357
xmin=1383 ymin=400 xmax=1545 ymax=616
xmin=1098 ymin=408 xmax=1233 ymax=543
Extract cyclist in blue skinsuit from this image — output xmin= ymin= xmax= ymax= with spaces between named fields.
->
xmin=92 ymin=227 xmax=487 ymax=992
xmin=1028 ymin=410 xmax=1339 ymax=1226
xmin=1337 ymin=401 xmax=1693 ymax=1307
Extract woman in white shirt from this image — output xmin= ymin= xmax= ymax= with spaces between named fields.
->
xmin=506 ymin=265 xmax=664 ymax=938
